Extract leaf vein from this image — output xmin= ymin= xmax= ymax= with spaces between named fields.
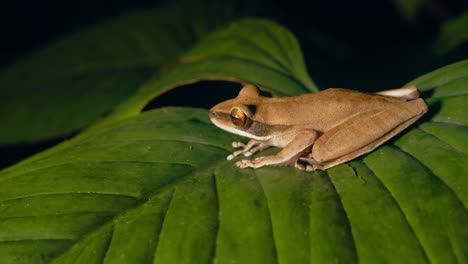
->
xmin=0 ymin=192 xmax=139 ymax=205
xmin=187 ymin=55 xmax=309 ymax=93
xmin=260 ymin=22 xmax=295 ymax=69
xmin=100 ymin=224 xmax=115 ymax=263
xmin=390 ymin=145 xmax=466 ymax=261
xmin=324 ymin=171 xmax=359 ymax=263
xmin=429 ymin=120 xmax=468 ymax=129
xmin=151 ymin=188 xmax=176 ymax=261
xmin=211 ymin=170 xmax=220 ymax=263
xmin=52 ymin=164 xmax=198 ymax=260
xmin=76 ymin=138 xmax=231 ymax=152
xmin=255 ymin=173 xmax=279 ymax=264
xmin=416 ymin=128 xmax=464 ymax=155
xmin=207 ymin=34 xmax=293 ymax=74
xmin=391 ymin=144 xmax=466 ymax=210
xmin=0 ymin=161 xmax=194 ymax=186
xmin=359 ymin=160 xmax=431 ymax=263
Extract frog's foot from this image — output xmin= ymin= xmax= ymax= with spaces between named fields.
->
xmin=295 ymin=157 xmax=326 ymax=171
xmin=235 ymin=152 xmax=297 ymax=169
xmin=231 ymin=141 xmax=246 ymax=148
xmin=294 ymin=160 xmax=307 ymax=170
xmin=236 ymin=157 xmax=264 ymax=169
xmin=294 ymin=160 xmax=319 ymax=171
xmin=227 ymin=148 xmax=248 ymax=160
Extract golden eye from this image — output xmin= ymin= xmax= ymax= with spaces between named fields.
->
xmin=230 ymin=108 xmax=246 ymax=127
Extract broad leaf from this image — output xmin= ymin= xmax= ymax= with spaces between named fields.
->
xmin=108 ymin=18 xmax=317 ymax=121
xmin=434 ymin=9 xmax=468 ymax=55
xmin=0 ymin=0 xmax=262 ymax=145
xmin=12 ymin=18 xmax=316 ymax=166
xmin=0 ymin=18 xmax=467 ymax=264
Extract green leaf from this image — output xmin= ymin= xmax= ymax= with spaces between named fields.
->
xmin=433 ymin=8 xmax=468 ymax=55
xmin=0 ymin=0 xmax=259 ymax=145
xmin=108 ymin=18 xmax=317 ymax=121
xmin=1 ymin=18 xmax=467 ymax=264
xmin=11 ymin=18 xmax=316 ymax=167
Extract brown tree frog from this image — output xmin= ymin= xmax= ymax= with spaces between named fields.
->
xmin=209 ymin=84 xmax=428 ymax=171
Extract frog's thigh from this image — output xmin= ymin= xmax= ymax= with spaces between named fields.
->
xmin=311 ymin=98 xmax=428 ymax=167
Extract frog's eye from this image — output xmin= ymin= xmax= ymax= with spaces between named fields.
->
xmin=230 ymin=108 xmax=248 ymax=127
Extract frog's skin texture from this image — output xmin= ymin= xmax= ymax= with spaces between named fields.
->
xmin=209 ymin=85 xmax=428 ymax=171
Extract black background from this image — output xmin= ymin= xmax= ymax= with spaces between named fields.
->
xmin=1 ymin=0 xmax=466 ymax=65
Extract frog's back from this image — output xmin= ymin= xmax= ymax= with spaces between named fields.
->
xmin=296 ymin=88 xmax=403 ymax=105
xmin=262 ymin=88 xmax=406 ymax=131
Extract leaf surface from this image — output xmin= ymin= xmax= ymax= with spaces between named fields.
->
xmin=0 ymin=18 xmax=467 ymax=264
xmin=0 ymin=0 xmax=260 ymax=145
xmin=433 ymin=9 xmax=468 ymax=55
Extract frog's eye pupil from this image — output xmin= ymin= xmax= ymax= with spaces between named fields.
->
xmin=230 ymin=108 xmax=246 ymax=127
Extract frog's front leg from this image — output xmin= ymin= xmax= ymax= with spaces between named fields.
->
xmin=227 ymin=139 xmax=271 ymax=160
xmin=236 ymin=130 xmax=319 ymax=169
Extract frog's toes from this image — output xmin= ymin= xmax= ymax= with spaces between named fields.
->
xmin=236 ymin=159 xmax=251 ymax=168
xmin=305 ymin=164 xmax=319 ymax=171
xmin=235 ymin=160 xmax=243 ymax=167
xmin=294 ymin=161 xmax=306 ymax=170
xmin=232 ymin=141 xmax=245 ymax=148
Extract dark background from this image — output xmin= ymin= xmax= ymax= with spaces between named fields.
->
xmin=1 ymin=0 xmax=466 ymax=67
xmin=0 ymin=0 xmax=467 ymax=168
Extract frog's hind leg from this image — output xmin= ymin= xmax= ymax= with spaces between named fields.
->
xmin=301 ymin=98 xmax=428 ymax=171
xmin=303 ymin=114 xmax=422 ymax=171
